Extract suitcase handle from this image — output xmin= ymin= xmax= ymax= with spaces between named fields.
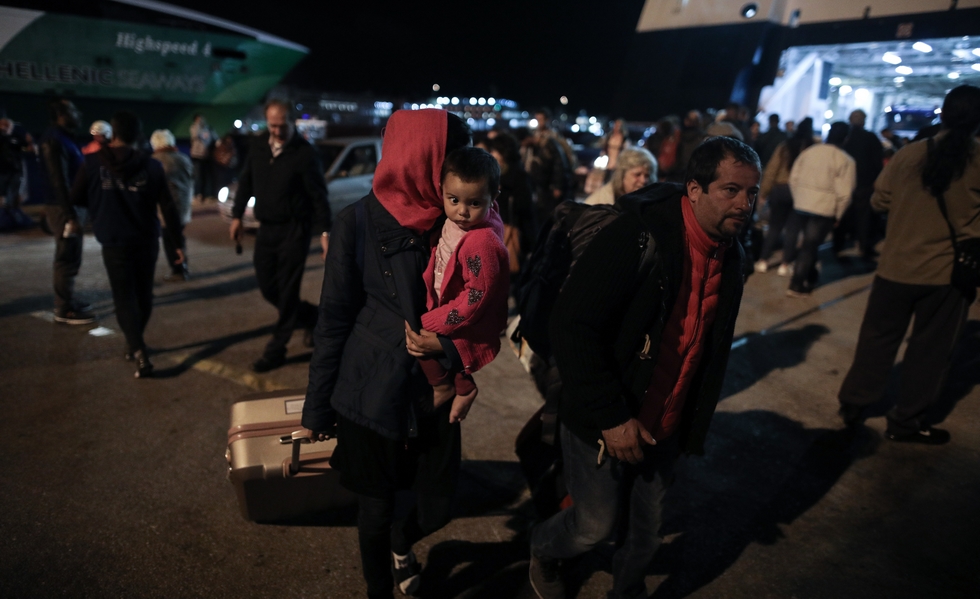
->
xmin=279 ymin=430 xmax=312 ymax=475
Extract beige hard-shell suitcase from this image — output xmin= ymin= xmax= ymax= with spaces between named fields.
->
xmin=226 ymin=389 xmax=355 ymax=522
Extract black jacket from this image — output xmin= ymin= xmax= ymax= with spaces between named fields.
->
xmin=303 ymin=193 xmax=439 ymax=439
xmin=71 ymin=146 xmax=184 ymax=250
xmin=39 ymin=126 xmax=83 ymax=215
xmin=550 ymin=185 xmax=745 ymax=455
xmin=843 ymin=127 xmax=884 ymax=188
xmin=233 ymin=132 xmax=331 ymax=233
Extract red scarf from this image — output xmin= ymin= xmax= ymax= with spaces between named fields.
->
xmin=372 ymin=109 xmax=447 ymax=234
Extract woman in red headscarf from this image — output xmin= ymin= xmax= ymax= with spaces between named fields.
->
xmin=302 ymin=109 xmax=471 ymax=599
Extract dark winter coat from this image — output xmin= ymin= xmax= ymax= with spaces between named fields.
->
xmin=303 ymin=193 xmax=436 ymax=440
xmin=71 ymin=146 xmax=183 ymax=250
xmin=233 ymin=131 xmax=331 ymax=233
xmin=550 ymin=184 xmax=746 ymax=455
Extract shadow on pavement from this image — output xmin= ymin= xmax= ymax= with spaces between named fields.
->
xmin=814 ymin=250 xmax=877 ymax=289
xmin=153 ymin=273 xmax=261 ymax=308
xmin=720 ymin=324 xmax=830 ymax=402
xmin=547 ymin=411 xmax=876 ymax=599
xmin=645 ymin=410 xmax=877 ymax=598
xmin=151 ymin=325 xmax=274 ymax=378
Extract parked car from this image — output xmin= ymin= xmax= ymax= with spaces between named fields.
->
xmin=218 ymin=136 xmax=383 ymax=228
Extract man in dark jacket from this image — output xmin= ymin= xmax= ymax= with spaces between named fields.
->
xmin=755 ymin=113 xmax=787 ymax=168
xmin=70 ymin=110 xmax=184 ymax=379
xmin=837 ymin=109 xmax=884 ymax=260
xmin=40 ymin=98 xmax=94 ymax=324
xmin=528 ymin=137 xmax=760 ymax=599
xmin=525 ymin=109 xmax=571 ymax=225
xmin=230 ymin=99 xmax=330 ymax=372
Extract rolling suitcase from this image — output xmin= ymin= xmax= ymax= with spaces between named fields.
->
xmin=226 ymin=389 xmax=356 ymax=522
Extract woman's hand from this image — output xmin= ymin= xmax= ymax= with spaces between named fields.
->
xmin=405 ymin=321 xmax=444 ymax=357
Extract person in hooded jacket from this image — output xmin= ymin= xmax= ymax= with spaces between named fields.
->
xmin=70 ymin=110 xmax=184 ymax=379
xmin=300 ymin=110 xmax=471 ymax=599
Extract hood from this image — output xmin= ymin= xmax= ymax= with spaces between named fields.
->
xmin=372 ymin=109 xmax=447 ymax=234
xmin=98 ymin=146 xmax=146 ymax=179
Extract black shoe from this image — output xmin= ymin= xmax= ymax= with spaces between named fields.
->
xmin=54 ymin=307 xmax=96 ymax=325
xmin=838 ymin=403 xmax=864 ymax=427
xmin=391 ymin=550 xmax=421 ymax=596
xmin=529 ymin=553 xmax=564 ymax=599
xmin=886 ymin=427 xmax=950 ymax=445
xmin=133 ymin=349 xmax=154 ymax=378
xmin=252 ymin=355 xmax=285 ymax=373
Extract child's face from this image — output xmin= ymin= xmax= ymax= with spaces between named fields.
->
xmin=442 ymin=173 xmax=493 ymax=231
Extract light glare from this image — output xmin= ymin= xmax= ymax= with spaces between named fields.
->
xmin=912 ymin=42 xmax=932 ymax=53
xmin=895 ymin=66 xmax=913 ymax=75
xmin=829 ymin=77 xmax=842 ymax=86
xmin=882 ymin=52 xmax=902 ymax=65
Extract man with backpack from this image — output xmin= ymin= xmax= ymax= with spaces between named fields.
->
xmin=527 ymin=137 xmax=761 ymax=599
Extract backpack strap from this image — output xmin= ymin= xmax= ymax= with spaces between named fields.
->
xmin=927 ymin=137 xmax=960 ymax=249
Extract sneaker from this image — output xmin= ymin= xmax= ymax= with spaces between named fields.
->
xmin=54 ymin=307 xmax=96 ymax=325
xmin=753 ymin=260 xmax=769 ymax=273
xmin=886 ymin=427 xmax=950 ymax=445
xmin=133 ymin=349 xmax=154 ymax=379
xmin=391 ymin=550 xmax=421 ymax=596
xmin=252 ymin=354 xmax=285 ymax=373
xmin=776 ymin=263 xmax=794 ymax=277
xmin=529 ymin=553 xmax=564 ymax=599
xmin=785 ymin=284 xmax=811 ymax=298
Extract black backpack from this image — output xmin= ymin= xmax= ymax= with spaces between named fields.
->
xmin=514 ymin=182 xmax=683 ymax=360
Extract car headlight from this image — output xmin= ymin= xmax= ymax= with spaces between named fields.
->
xmin=247 ymin=197 xmax=256 ymax=208
xmin=218 ymin=186 xmax=229 ymax=202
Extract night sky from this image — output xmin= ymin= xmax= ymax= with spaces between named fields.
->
xmin=163 ymin=0 xmax=647 ymax=115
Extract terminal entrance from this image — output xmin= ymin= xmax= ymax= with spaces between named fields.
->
xmin=759 ymin=35 xmax=980 ymax=142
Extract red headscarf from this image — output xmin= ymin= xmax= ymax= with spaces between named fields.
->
xmin=372 ymin=109 xmax=447 ymax=234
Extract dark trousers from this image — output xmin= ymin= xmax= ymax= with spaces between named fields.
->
xmin=531 ymin=426 xmax=678 ymax=599
xmin=784 ymin=211 xmax=835 ymax=290
xmin=759 ymin=184 xmax=793 ymax=262
xmin=46 ymin=205 xmax=86 ymax=312
xmin=356 ymin=492 xmax=453 ymax=599
xmin=102 ymin=244 xmax=158 ymax=353
xmin=162 ymin=224 xmax=186 ymax=274
xmin=838 ymin=276 xmax=971 ymax=435
xmin=192 ymin=157 xmax=212 ymax=198
xmin=834 ymin=185 xmax=876 ymax=256
xmin=253 ymin=220 xmax=314 ymax=359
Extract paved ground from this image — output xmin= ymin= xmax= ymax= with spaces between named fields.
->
xmin=1 ymin=207 xmax=977 ymax=599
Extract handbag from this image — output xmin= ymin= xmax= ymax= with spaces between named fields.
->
xmin=930 ymin=141 xmax=980 ymax=295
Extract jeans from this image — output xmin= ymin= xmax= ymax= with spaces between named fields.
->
xmin=783 ymin=211 xmax=835 ymax=290
xmin=531 ymin=426 xmax=678 ymax=599
xmin=46 ymin=205 xmax=87 ymax=312
xmin=759 ymin=184 xmax=793 ymax=262
xmin=356 ymin=492 xmax=453 ymax=599
xmin=252 ymin=220 xmax=315 ymax=359
xmin=102 ymin=244 xmax=158 ymax=353
xmin=839 ymin=276 xmax=970 ymax=435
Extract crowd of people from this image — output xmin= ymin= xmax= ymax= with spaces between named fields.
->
xmin=4 ymin=81 xmax=978 ymax=598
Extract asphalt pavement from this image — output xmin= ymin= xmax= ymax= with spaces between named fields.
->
xmin=1 ymin=206 xmax=977 ymax=599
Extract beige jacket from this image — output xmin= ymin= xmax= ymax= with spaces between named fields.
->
xmin=584 ymin=182 xmax=615 ymax=206
xmin=874 ymin=135 xmax=980 ymax=286
xmin=788 ymin=144 xmax=856 ymax=220
xmin=760 ymin=142 xmax=791 ymax=200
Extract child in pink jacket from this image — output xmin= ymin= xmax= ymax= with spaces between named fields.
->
xmin=410 ymin=147 xmax=510 ymax=423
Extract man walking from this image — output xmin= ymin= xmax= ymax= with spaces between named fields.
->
xmin=229 ymin=99 xmax=330 ymax=372
xmin=838 ymin=109 xmax=884 ymax=260
xmin=40 ymin=98 xmax=93 ymax=324
xmin=70 ymin=110 xmax=185 ymax=379
xmin=528 ymin=137 xmax=760 ymax=599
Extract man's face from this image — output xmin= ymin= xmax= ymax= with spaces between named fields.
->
xmin=622 ymin=165 xmax=652 ymax=195
xmin=686 ymin=157 xmax=759 ymax=241
xmin=442 ymin=173 xmax=494 ymax=231
xmin=266 ymin=106 xmax=293 ymax=143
